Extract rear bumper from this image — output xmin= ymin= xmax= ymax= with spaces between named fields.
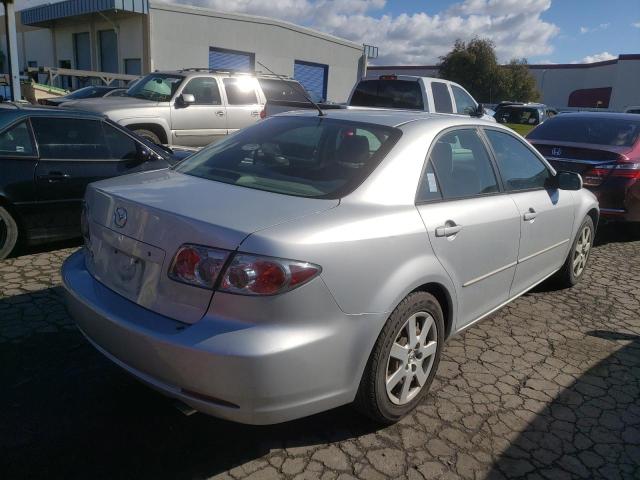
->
xmin=62 ymin=249 xmax=383 ymax=424
xmin=589 ymin=178 xmax=640 ymax=223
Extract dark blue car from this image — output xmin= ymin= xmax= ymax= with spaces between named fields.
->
xmin=0 ymin=104 xmax=192 ymax=258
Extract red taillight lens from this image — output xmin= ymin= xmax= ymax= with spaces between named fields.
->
xmin=168 ymin=245 xmax=229 ymax=289
xmin=583 ymin=163 xmax=640 ymax=187
xmin=220 ymin=254 xmax=321 ymax=296
xmin=379 ymin=75 xmax=397 ymax=80
xmin=259 ymin=108 xmax=266 ymax=119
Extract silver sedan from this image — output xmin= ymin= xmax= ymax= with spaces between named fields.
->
xmin=62 ymin=110 xmax=598 ymax=424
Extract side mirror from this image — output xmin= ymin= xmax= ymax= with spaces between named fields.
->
xmin=179 ymin=93 xmax=195 ymax=106
xmin=470 ymin=103 xmax=484 ymax=118
xmin=548 ymin=171 xmax=582 ymax=191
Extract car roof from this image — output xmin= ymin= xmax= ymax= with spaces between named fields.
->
xmin=0 ymin=103 xmax=106 ymax=123
xmin=551 ymin=111 xmax=640 ymax=121
xmin=276 ymin=108 xmax=497 ymax=128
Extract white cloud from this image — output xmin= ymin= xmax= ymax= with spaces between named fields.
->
xmin=579 ymin=23 xmax=610 ymax=34
xmin=180 ymin=0 xmax=560 ymax=64
xmin=632 ymin=21 xmax=640 ymax=28
xmin=573 ymin=51 xmax=617 ymax=64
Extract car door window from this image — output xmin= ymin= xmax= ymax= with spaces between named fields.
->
xmin=485 ymin=129 xmax=551 ymax=191
xmin=431 ymin=82 xmax=453 ymax=113
xmin=428 ymin=129 xmax=499 ymax=199
xmin=416 ymin=161 xmax=442 ymax=202
xmin=451 ymin=85 xmax=476 ymax=115
xmin=223 ymin=78 xmax=259 ymax=105
xmin=0 ymin=121 xmax=35 ymax=156
xmin=181 ymin=77 xmax=222 ymax=105
xmin=31 ymin=117 xmax=108 ymax=159
xmin=103 ymin=123 xmax=139 ymax=160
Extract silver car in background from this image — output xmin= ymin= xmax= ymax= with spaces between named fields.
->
xmin=62 ymin=110 xmax=598 ymax=424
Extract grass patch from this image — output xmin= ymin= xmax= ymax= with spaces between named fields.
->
xmin=505 ymin=123 xmax=535 ymax=137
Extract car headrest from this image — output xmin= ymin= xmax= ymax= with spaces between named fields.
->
xmin=336 ymin=135 xmax=370 ymax=167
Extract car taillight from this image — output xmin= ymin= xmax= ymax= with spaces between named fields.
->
xmin=259 ymin=108 xmax=266 ymax=119
xmin=379 ymin=75 xmax=397 ymax=80
xmin=219 ymin=254 xmax=321 ymax=296
xmin=583 ymin=163 xmax=640 ymax=187
xmin=168 ymin=244 xmax=230 ymax=289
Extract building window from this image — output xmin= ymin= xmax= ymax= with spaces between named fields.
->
xmin=27 ymin=61 xmax=37 ymax=68
xmin=567 ymin=87 xmax=612 ymax=108
xmin=124 ymin=58 xmax=142 ymax=75
xmin=209 ymin=47 xmax=255 ymax=72
xmin=294 ymin=60 xmax=328 ymax=102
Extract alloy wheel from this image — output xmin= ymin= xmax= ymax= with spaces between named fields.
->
xmin=572 ymin=224 xmax=592 ymax=277
xmin=385 ymin=311 xmax=438 ymax=405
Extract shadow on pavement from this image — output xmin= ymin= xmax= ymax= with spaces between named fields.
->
xmin=486 ymin=330 xmax=640 ymax=479
xmin=594 ymin=222 xmax=639 ymax=247
xmin=8 ymin=237 xmax=83 ymax=259
xmin=0 ymin=289 xmax=378 ymax=480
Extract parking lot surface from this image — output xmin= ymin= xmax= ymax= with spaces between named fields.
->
xmin=1 ymin=227 xmax=639 ymax=480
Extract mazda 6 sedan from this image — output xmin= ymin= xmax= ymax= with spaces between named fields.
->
xmin=62 ymin=110 xmax=598 ymax=425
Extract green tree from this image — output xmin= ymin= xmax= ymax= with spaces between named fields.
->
xmin=438 ymin=38 xmax=540 ymax=103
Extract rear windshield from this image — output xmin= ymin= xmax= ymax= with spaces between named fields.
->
xmin=259 ymin=79 xmax=309 ymax=103
xmin=174 ymin=116 xmax=401 ymax=199
xmin=494 ymin=107 xmax=541 ymax=125
xmin=350 ymin=80 xmax=424 ymax=110
xmin=528 ymin=116 xmax=640 ymax=147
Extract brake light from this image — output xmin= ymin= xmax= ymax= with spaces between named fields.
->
xmin=168 ymin=245 xmax=229 ymax=289
xmin=379 ymin=75 xmax=397 ymax=80
xmin=259 ymin=108 xmax=266 ymax=119
xmin=583 ymin=163 xmax=640 ymax=187
xmin=220 ymin=254 xmax=321 ymax=296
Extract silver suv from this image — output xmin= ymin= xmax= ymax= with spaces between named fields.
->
xmin=64 ymin=69 xmax=306 ymax=147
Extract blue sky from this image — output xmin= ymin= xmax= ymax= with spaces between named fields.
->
xmin=15 ymin=0 xmax=640 ymax=65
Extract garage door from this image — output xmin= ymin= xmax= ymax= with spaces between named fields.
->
xmin=294 ymin=61 xmax=328 ymax=102
xmin=209 ymin=47 xmax=254 ymax=72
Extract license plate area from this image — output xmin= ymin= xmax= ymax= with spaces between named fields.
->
xmin=86 ymin=222 xmax=165 ymax=303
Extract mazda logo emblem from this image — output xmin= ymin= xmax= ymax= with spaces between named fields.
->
xmin=551 ymin=147 xmax=562 ymax=157
xmin=113 ymin=207 xmax=128 ymax=228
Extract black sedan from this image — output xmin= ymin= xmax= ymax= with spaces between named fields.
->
xmin=39 ymin=86 xmax=127 ymax=107
xmin=0 ymin=104 xmax=191 ymax=259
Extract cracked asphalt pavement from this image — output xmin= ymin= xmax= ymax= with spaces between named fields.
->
xmin=1 ymin=226 xmax=639 ymax=480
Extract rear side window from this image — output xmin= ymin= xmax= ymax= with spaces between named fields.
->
xmin=350 ymin=80 xmax=424 ymax=110
xmin=485 ymin=129 xmax=550 ymax=191
xmin=259 ymin=79 xmax=309 ymax=103
xmin=431 ymin=82 xmax=453 ymax=113
xmin=181 ymin=77 xmax=222 ymax=105
xmin=175 ymin=116 xmax=401 ymax=199
xmin=416 ymin=161 xmax=442 ymax=202
xmin=0 ymin=121 xmax=35 ymax=156
xmin=223 ymin=78 xmax=259 ymax=105
xmin=527 ymin=115 xmax=640 ymax=147
xmin=428 ymin=129 xmax=498 ymax=199
xmin=451 ymin=85 xmax=476 ymax=115
xmin=31 ymin=117 xmax=108 ymax=159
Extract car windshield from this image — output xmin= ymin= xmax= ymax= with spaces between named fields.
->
xmin=494 ymin=107 xmax=540 ymax=125
xmin=528 ymin=116 xmax=640 ymax=147
xmin=126 ymin=73 xmax=184 ymax=102
xmin=65 ymin=87 xmax=109 ymax=99
xmin=350 ymin=80 xmax=424 ymax=110
xmin=174 ymin=116 xmax=401 ymax=198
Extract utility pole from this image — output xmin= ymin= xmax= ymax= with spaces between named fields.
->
xmin=3 ymin=0 xmax=21 ymax=101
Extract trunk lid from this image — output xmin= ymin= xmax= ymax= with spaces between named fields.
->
xmin=84 ymin=169 xmax=338 ymax=323
xmin=530 ymin=140 xmax=631 ymax=174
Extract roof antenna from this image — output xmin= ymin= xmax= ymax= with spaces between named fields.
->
xmin=256 ymin=61 xmax=325 ymax=117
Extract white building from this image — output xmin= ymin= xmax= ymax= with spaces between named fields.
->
xmin=1 ymin=0 xmax=366 ymax=102
xmin=368 ymin=55 xmax=640 ymax=112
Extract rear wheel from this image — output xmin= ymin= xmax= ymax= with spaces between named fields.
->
xmin=132 ymin=128 xmax=161 ymax=145
xmin=554 ymin=215 xmax=594 ymax=288
xmin=0 ymin=206 xmax=18 ymax=260
xmin=355 ymin=291 xmax=444 ymax=424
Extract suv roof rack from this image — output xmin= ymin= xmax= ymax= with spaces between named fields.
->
xmin=177 ymin=68 xmax=295 ymax=81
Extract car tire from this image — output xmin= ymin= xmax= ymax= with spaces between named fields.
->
xmin=0 ymin=206 xmax=19 ymax=260
xmin=132 ymin=128 xmax=161 ymax=145
xmin=355 ymin=291 xmax=444 ymax=424
xmin=554 ymin=215 xmax=594 ymax=288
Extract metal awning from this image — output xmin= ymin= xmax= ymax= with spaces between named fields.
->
xmin=21 ymin=0 xmax=148 ymax=27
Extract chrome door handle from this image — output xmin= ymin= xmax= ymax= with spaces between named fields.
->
xmin=215 ymin=111 xmax=225 ymax=117
xmin=435 ymin=223 xmax=463 ymax=237
xmin=523 ymin=208 xmax=537 ymax=221
xmin=38 ymin=172 xmax=71 ymax=183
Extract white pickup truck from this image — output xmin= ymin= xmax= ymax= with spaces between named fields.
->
xmin=265 ymin=75 xmax=495 ymax=121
